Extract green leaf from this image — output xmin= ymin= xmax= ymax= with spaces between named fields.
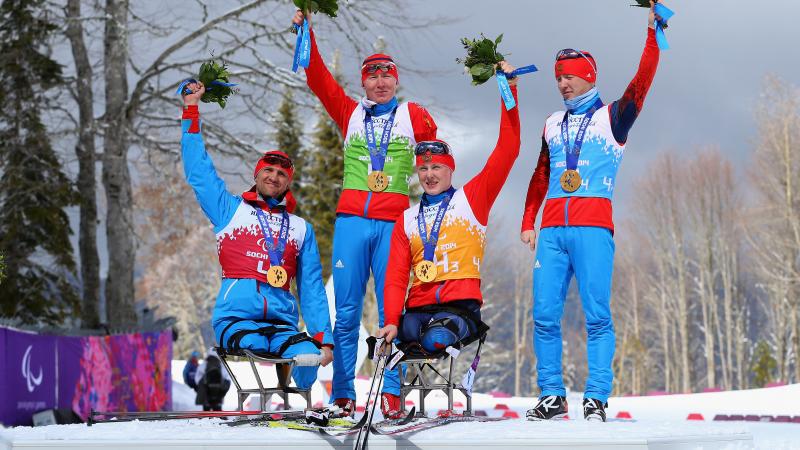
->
xmin=294 ymin=0 xmax=338 ymax=18
xmin=193 ymin=57 xmax=236 ymax=109
xmin=457 ymin=33 xmax=505 ymax=86
xmin=631 ymin=0 xmax=650 ymax=7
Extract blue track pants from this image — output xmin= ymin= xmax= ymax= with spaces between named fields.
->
xmin=330 ymin=214 xmax=400 ymax=398
xmin=532 ymin=226 xmax=616 ymax=403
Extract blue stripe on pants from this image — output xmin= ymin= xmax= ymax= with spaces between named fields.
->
xmin=532 ymin=226 xmax=616 ymax=403
xmin=330 ymin=215 xmax=399 ymax=399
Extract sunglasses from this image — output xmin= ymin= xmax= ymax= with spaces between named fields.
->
xmin=261 ymin=154 xmax=293 ymax=169
xmin=363 ymin=63 xmax=395 ymax=74
xmin=414 ymin=141 xmax=452 ymax=156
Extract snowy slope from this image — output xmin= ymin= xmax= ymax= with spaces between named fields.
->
xmin=1 ymin=364 xmax=798 ymax=449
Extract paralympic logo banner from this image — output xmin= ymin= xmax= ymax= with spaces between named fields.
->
xmin=0 ymin=326 xmax=172 ymax=426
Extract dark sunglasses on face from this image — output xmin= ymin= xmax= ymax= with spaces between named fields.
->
xmin=261 ymin=154 xmax=293 ymax=169
xmin=414 ymin=141 xmax=452 ymax=156
xmin=364 ymin=63 xmax=395 ymax=74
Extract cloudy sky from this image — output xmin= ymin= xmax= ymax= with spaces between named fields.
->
xmin=306 ymin=0 xmax=798 ymax=236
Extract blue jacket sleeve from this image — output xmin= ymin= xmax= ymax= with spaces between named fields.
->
xmin=181 ymin=118 xmax=240 ymax=231
xmin=295 ymin=222 xmax=334 ymax=346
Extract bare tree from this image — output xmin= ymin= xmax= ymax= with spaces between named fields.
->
xmin=634 ymin=153 xmax=692 ymax=392
xmin=746 ymin=75 xmax=800 ymax=383
xmin=64 ymin=0 xmax=100 ymax=327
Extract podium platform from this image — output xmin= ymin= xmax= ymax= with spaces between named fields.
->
xmin=0 ymin=417 xmax=755 ymax=450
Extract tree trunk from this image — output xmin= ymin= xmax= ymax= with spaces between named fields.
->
xmin=65 ymin=0 xmax=100 ymax=328
xmin=103 ymin=0 xmax=137 ymax=327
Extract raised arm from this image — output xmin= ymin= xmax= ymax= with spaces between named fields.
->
xmin=292 ymin=11 xmax=358 ymax=136
xmin=463 ymin=63 xmax=521 ymax=225
xmin=609 ymin=25 xmax=660 ymax=144
xmin=181 ymin=82 xmax=240 ymax=229
xmin=295 ymin=222 xmax=334 ymax=358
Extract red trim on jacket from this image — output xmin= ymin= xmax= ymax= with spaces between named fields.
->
xmin=305 ymin=30 xmax=437 ymax=222
xmin=384 ymin=87 xmax=520 ymax=327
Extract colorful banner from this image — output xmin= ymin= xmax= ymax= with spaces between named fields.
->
xmin=0 ymin=326 xmax=172 ymax=426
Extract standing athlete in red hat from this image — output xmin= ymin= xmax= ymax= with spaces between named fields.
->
xmin=291 ymin=10 xmax=438 ymax=417
xmin=180 ymin=81 xmax=333 ymax=391
xmin=521 ymin=2 xmax=666 ymax=422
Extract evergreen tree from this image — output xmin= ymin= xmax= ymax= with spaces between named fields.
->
xmin=750 ymin=340 xmax=777 ymax=388
xmin=302 ymin=106 xmax=344 ymax=280
xmin=0 ymin=0 xmax=79 ymax=324
xmin=273 ymin=89 xmax=305 ymax=214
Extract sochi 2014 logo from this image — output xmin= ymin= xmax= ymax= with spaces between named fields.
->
xmin=21 ymin=345 xmax=43 ymax=393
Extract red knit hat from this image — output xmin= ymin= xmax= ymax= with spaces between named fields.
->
xmin=248 ymin=150 xmax=297 ymax=213
xmin=554 ymin=50 xmax=597 ymax=83
xmin=414 ymin=139 xmax=455 ymax=172
xmin=253 ymin=150 xmax=294 ymax=180
xmin=361 ymin=53 xmax=399 ymax=83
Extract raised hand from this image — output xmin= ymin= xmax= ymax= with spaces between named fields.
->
xmin=182 ymin=81 xmax=205 ymax=106
xmin=498 ymin=60 xmax=518 ymax=86
xmin=292 ymin=9 xmax=310 ymax=27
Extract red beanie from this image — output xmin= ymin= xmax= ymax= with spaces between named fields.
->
xmin=554 ymin=51 xmax=597 ymax=83
xmin=415 ymin=139 xmax=455 ymax=172
xmin=253 ymin=150 xmax=294 ymax=180
xmin=361 ymin=53 xmax=399 ymax=83
xmin=249 ymin=150 xmax=297 ymax=213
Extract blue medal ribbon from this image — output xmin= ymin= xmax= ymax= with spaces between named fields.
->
xmin=506 ymin=64 xmax=539 ymax=78
xmin=560 ymin=98 xmax=604 ymax=171
xmin=654 ymin=3 xmax=675 ymax=50
xmin=364 ymin=107 xmax=397 ymax=173
xmin=496 ymin=64 xmax=538 ymax=110
xmin=496 ymin=72 xmax=516 ymax=110
xmin=292 ymin=19 xmax=311 ymax=72
xmin=417 ymin=187 xmax=456 ymax=262
xmin=254 ymin=207 xmax=291 ymax=273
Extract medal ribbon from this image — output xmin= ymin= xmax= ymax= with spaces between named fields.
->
xmin=364 ymin=107 xmax=398 ymax=173
xmin=292 ymin=19 xmax=311 ymax=72
xmin=254 ymin=208 xmax=290 ymax=272
xmin=496 ymin=64 xmax=538 ymax=111
xmin=653 ymin=3 xmax=675 ymax=50
xmin=417 ymin=187 xmax=456 ymax=262
xmin=560 ymin=98 xmax=604 ymax=171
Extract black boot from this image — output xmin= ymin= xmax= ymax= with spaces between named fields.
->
xmin=526 ymin=395 xmax=568 ymax=421
xmin=583 ymin=398 xmax=607 ymax=422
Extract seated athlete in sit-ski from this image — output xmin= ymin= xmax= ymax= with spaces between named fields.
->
xmin=375 ymin=61 xmax=522 ymax=420
xmin=180 ymin=80 xmax=333 ymax=391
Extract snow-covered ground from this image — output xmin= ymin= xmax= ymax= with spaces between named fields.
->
xmin=0 ymin=360 xmax=798 ymax=449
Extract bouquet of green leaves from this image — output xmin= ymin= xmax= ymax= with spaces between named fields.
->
xmin=456 ymin=34 xmax=506 ymax=86
xmin=631 ymin=0 xmax=650 ymax=7
xmin=180 ymin=58 xmax=237 ymax=109
xmin=293 ymin=0 xmax=338 ymax=18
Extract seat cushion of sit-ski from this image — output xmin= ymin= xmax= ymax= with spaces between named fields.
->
xmin=397 ymin=322 xmax=489 ymax=361
xmin=214 ymin=346 xmax=292 ymax=362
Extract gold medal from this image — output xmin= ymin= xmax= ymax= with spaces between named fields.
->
xmin=367 ymin=170 xmax=389 ymax=192
xmin=414 ymin=260 xmax=438 ymax=283
xmin=560 ymin=169 xmax=582 ymax=193
xmin=266 ymin=265 xmax=288 ymax=288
